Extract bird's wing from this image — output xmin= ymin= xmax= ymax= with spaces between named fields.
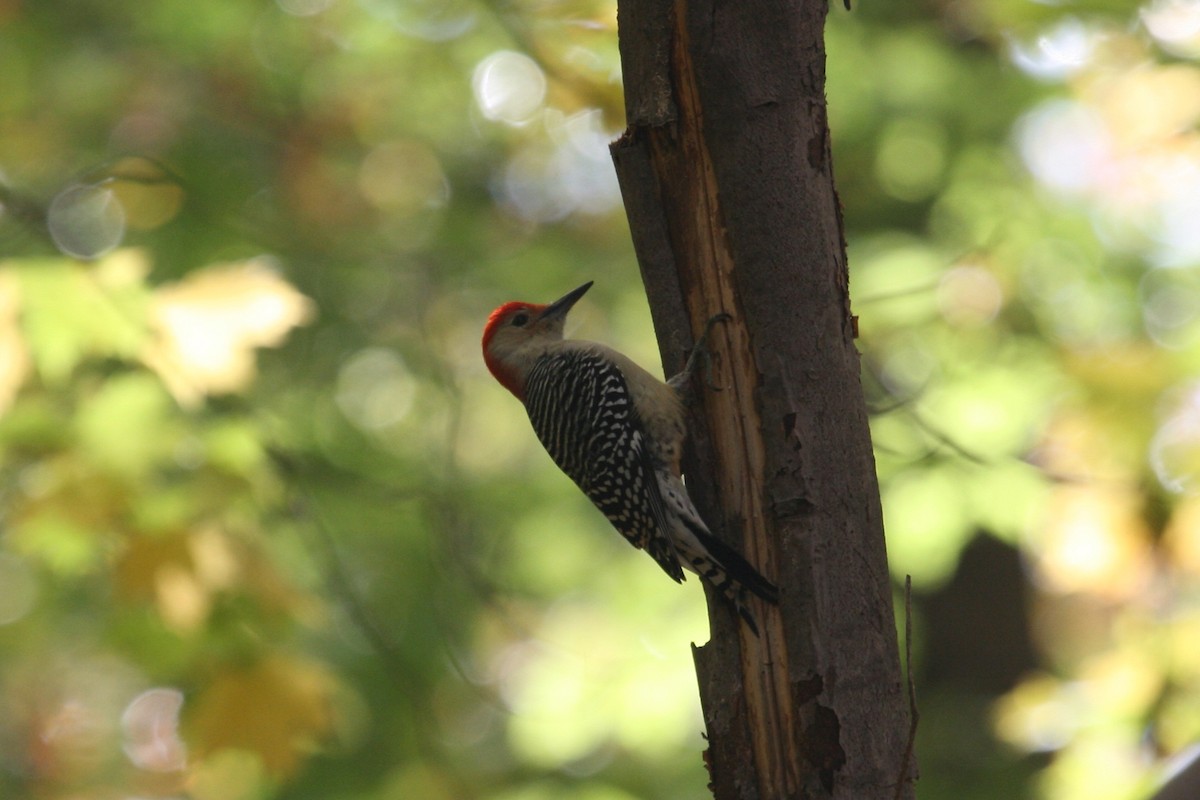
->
xmin=524 ymin=350 xmax=686 ymax=583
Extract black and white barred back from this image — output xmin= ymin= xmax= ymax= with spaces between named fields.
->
xmin=523 ymin=348 xmax=779 ymax=632
xmin=524 ymin=349 xmax=685 ymax=580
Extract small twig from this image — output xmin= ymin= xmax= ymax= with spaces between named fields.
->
xmin=893 ymin=574 xmax=919 ymax=800
xmin=854 ymin=280 xmax=939 ymax=307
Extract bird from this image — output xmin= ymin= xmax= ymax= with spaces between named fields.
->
xmin=481 ymin=280 xmax=778 ymax=633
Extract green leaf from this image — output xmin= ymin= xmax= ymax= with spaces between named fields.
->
xmin=14 ymin=252 xmax=151 ymax=383
xmin=76 ymin=372 xmax=176 ymax=478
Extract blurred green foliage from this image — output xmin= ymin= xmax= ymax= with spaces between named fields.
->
xmin=0 ymin=0 xmax=1198 ymax=799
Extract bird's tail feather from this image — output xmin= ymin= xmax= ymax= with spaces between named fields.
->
xmin=677 ymin=517 xmax=779 ymax=635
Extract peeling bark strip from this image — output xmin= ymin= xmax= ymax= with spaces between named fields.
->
xmin=610 ymin=0 xmax=915 ymax=798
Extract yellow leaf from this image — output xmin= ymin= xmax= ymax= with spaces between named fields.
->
xmin=187 ymin=748 xmax=268 ymax=800
xmin=143 ymin=260 xmax=315 ymax=405
xmin=1033 ymin=485 xmax=1153 ymax=598
xmin=115 ymin=527 xmax=246 ymax=632
xmin=187 ymin=656 xmax=337 ymax=779
xmin=1165 ymin=497 xmax=1200 ymax=577
xmin=107 ymin=157 xmax=186 ymax=231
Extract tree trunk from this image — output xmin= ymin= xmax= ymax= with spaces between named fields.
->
xmin=609 ymin=1 xmax=915 ymax=798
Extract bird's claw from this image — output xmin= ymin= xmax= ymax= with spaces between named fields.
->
xmin=703 ymin=312 xmax=732 ymax=332
xmin=669 ymin=312 xmax=732 ymax=396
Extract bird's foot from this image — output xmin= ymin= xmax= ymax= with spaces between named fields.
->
xmin=668 ymin=312 xmax=731 ymax=397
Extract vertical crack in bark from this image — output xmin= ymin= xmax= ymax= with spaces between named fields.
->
xmin=635 ymin=0 xmax=806 ymax=795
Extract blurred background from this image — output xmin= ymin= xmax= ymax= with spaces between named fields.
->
xmin=0 ymin=0 xmax=1197 ymax=798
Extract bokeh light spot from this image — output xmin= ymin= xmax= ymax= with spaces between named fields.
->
xmin=359 ymin=0 xmax=475 ymax=41
xmin=875 ymin=334 xmax=938 ymax=397
xmin=1151 ymin=386 xmax=1200 ymax=493
xmin=47 ymin=184 xmax=126 ymax=259
xmin=473 ymin=51 xmax=546 ymax=125
xmin=121 ymin=687 xmax=187 ymax=772
xmin=335 ymin=347 xmax=416 ymax=431
xmin=1016 ymin=100 xmax=1111 ymax=195
xmin=875 ymin=118 xmax=947 ymax=200
xmin=1008 ymin=18 xmax=1097 ymax=81
xmin=1141 ymin=267 xmax=1200 ymax=349
xmin=358 ymin=139 xmax=450 ymax=214
xmin=1142 ymin=0 xmax=1200 ymax=58
xmin=494 ymin=111 xmax=622 ymax=223
xmin=937 ymin=264 xmax=1003 ymax=327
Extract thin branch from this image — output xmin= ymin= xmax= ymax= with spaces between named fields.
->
xmin=893 ymin=574 xmax=919 ymax=800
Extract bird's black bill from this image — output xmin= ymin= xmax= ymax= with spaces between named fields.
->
xmin=538 ymin=281 xmax=593 ymax=322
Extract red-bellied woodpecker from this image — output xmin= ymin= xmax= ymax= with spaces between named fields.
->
xmin=481 ymin=281 xmax=778 ymax=633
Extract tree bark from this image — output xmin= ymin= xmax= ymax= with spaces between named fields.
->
xmin=609 ymin=1 xmax=915 ymax=798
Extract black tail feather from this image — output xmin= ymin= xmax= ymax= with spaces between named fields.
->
xmin=691 ymin=523 xmax=779 ymax=605
xmin=677 ymin=517 xmax=779 ymax=634
xmin=736 ymin=599 xmax=762 ymax=636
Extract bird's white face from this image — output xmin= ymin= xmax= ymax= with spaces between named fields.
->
xmin=481 ymin=302 xmax=563 ymax=397
xmin=481 ymin=282 xmax=592 ymax=399
xmin=485 ymin=303 xmax=565 ymax=356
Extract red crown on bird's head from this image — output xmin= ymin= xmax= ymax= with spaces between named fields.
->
xmin=481 ymin=281 xmax=593 ymax=400
xmin=481 ymin=300 xmax=544 ymax=399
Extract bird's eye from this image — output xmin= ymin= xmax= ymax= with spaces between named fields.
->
xmin=511 ymin=312 xmax=530 ymax=327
